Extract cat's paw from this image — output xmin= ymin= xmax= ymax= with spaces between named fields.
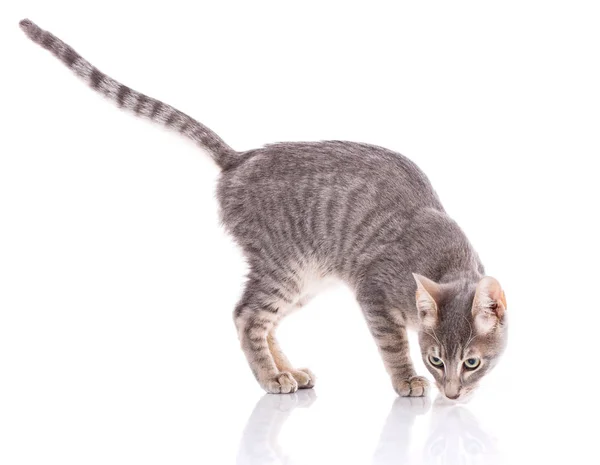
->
xmin=263 ymin=372 xmax=299 ymax=394
xmin=290 ymin=368 xmax=316 ymax=389
xmin=393 ymin=375 xmax=430 ymax=397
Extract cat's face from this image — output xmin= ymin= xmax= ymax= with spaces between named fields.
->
xmin=413 ymin=274 xmax=507 ymax=401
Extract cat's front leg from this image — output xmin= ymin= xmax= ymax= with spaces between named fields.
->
xmin=359 ymin=301 xmax=430 ymax=397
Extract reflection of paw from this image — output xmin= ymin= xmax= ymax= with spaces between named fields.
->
xmin=275 ymin=389 xmax=318 ymax=411
xmin=293 ymin=388 xmax=317 ymax=408
xmin=262 ymin=372 xmax=298 ymax=394
xmin=393 ymin=376 xmax=430 ymax=397
xmin=256 ymin=388 xmax=317 ymax=412
xmin=392 ymin=395 xmax=432 ymax=415
xmin=290 ymin=368 xmax=316 ymax=389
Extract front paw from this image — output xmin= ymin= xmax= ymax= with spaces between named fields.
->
xmin=393 ymin=376 xmax=430 ymax=397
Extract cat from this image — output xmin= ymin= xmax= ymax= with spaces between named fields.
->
xmin=19 ymin=19 xmax=508 ymax=399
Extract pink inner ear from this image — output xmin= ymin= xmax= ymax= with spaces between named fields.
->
xmin=474 ymin=276 xmax=506 ymax=318
xmin=500 ymin=290 xmax=507 ymax=309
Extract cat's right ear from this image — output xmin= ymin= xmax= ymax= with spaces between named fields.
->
xmin=412 ymin=273 xmax=441 ymax=327
xmin=472 ymin=276 xmax=507 ymax=334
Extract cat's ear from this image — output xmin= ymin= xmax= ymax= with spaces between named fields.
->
xmin=472 ymin=276 xmax=507 ymax=334
xmin=412 ymin=273 xmax=441 ymax=327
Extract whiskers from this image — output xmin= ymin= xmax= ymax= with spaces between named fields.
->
xmin=423 ymin=328 xmax=442 ymax=347
xmin=461 ymin=313 xmax=476 ymax=348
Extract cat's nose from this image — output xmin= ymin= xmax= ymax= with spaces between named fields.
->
xmin=444 ymin=381 xmax=461 ymax=399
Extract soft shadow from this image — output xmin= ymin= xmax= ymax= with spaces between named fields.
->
xmin=236 ymin=390 xmax=317 ymax=465
xmin=374 ymin=396 xmax=500 ymax=465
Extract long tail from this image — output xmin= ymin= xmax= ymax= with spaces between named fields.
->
xmin=19 ymin=19 xmax=238 ymax=170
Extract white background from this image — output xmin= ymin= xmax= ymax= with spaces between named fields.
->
xmin=1 ymin=1 xmax=599 ymax=464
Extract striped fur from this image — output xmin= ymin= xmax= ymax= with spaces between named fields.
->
xmin=19 ymin=19 xmax=238 ymax=170
xmin=20 ymin=20 xmax=507 ymax=397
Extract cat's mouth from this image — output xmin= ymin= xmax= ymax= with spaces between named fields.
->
xmin=436 ymin=385 xmax=475 ymax=404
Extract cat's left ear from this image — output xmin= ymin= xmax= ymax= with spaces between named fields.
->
xmin=472 ymin=277 xmax=507 ymax=334
xmin=412 ymin=273 xmax=442 ymax=327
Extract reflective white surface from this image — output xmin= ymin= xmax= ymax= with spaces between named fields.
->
xmin=232 ymin=385 xmax=590 ymax=465
xmin=238 ymin=392 xmax=500 ymax=465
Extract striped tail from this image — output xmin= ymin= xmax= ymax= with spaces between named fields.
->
xmin=19 ymin=19 xmax=238 ymax=170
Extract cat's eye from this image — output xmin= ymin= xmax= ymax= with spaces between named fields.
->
xmin=429 ymin=355 xmax=444 ymax=367
xmin=464 ymin=357 xmax=481 ymax=369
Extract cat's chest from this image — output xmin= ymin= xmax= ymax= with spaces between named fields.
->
xmin=295 ymin=269 xmax=340 ymax=305
xmin=280 ymin=264 xmax=341 ymax=311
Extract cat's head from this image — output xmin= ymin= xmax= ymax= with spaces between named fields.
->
xmin=413 ymin=274 xmax=507 ymax=401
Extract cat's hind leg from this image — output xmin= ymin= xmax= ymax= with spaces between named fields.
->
xmin=268 ymin=326 xmax=316 ymax=389
xmin=234 ymin=276 xmax=313 ymax=393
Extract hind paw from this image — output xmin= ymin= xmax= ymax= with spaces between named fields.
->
xmin=262 ymin=372 xmax=299 ymax=394
xmin=289 ymin=368 xmax=316 ymax=389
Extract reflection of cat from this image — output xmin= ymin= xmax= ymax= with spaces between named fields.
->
xmin=236 ymin=390 xmax=316 ymax=465
xmin=423 ymin=401 xmax=500 ymax=465
xmin=372 ymin=397 xmax=431 ymax=464
xmin=236 ymin=392 xmax=499 ymax=465
xmin=373 ymin=397 xmax=500 ymax=465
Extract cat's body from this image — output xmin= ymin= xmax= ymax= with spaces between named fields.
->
xmin=219 ymin=140 xmax=482 ymax=331
xmin=20 ymin=20 xmax=508 ymax=400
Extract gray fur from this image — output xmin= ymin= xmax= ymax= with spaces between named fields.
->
xmin=20 ymin=20 xmax=507 ymax=398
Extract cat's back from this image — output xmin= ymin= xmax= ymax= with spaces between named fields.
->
xmin=219 ymin=141 xmax=442 ymax=209
xmin=217 ymin=141 xmax=445 ymax=273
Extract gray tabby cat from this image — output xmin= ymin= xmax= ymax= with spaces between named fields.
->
xmin=20 ymin=20 xmax=508 ymax=399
